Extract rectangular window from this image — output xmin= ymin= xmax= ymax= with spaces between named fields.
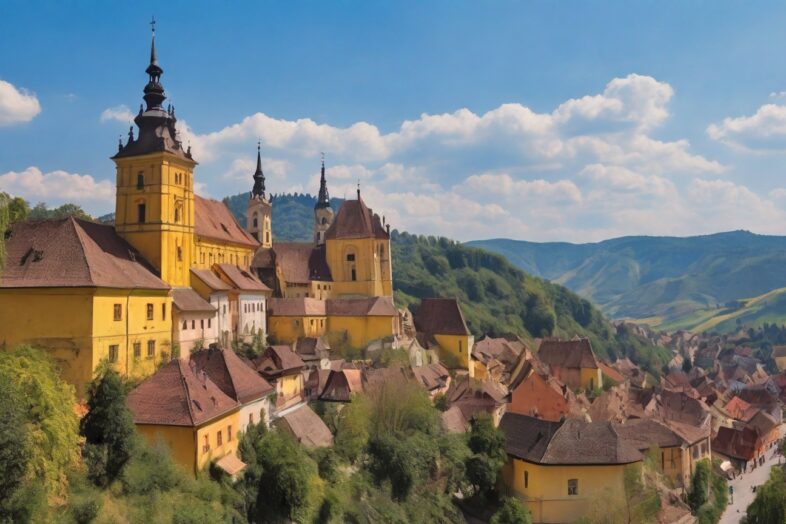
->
xmin=217 ymin=430 xmax=223 ymax=447
xmin=568 ymin=479 xmax=578 ymax=496
xmin=146 ymin=303 xmax=154 ymax=320
xmin=137 ymin=203 xmax=146 ymax=224
xmin=347 ymin=254 xmax=355 ymax=261
xmin=228 ymin=425 xmax=233 ymax=442
xmin=202 ymin=434 xmax=210 ymax=453
xmin=183 ymin=320 xmax=188 ymax=330
xmin=133 ymin=342 xmax=141 ymax=359
xmin=223 ymin=305 xmax=227 ymax=315
xmin=200 ymin=319 xmax=204 ymax=329
xmin=208 ymin=318 xmax=211 ymax=328
xmin=147 ymin=340 xmax=155 ymax=358
xmin=113 ymin=304 xmax=122 ymax=321
xmin=191 ymin=320 xmax=195 ymax=329
xmin=524 ymin=471 xmax=529 ymax=488
xmin=351 ymin=268 xmax=357 ymax=281
xmin=162 ymin=303 xmax=166 ymax=320
xmin=249 ymin=413 xmax=254 ymax=426
xmin=136 ymin=172 xmax=144 ymax=189
xmin=108 ymin=345 xmax=119 ymax=363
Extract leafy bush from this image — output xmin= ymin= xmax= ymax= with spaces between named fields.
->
xmin=491 ymin=497 xmax=532 ymax=524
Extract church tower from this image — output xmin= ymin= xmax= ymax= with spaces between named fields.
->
xmin=247 ymin=143 xmax=272 ymax=248
xmin=113 ymin=23 xmax=196 ymax=287
xmin=313 ymin=155 xmax=334 ymax=245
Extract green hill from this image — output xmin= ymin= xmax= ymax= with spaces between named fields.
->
xmin=226 ymin=192 xmax=669 ymax=373
xmin=469 ymin=233 xmax=786 ymax=330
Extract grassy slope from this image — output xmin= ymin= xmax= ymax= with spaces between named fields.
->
xmin=228 ymin=192 xmax=670 ymax=372
xmin=469 ymin=232 xmax=786 ymax=326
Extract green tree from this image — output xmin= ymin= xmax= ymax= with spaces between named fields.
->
xmin=334 ymin=393 xmax=371 ymax=463
xmin=745 ymin=466 xmax=786 ymax=523
xmin=0 ymin=346 xmax=80 ymax=501
xmin=0 ymin=376 xmax=31 ymax=516
xmin=491 ymin=497 xmax=532 ymax=524
xmin=465 ymin=414 xmax=507 ymax=498
xmin=80 ymin=366 xmax=136 ymax=486
xmin=688 ymin=459 xmax=710 ymax=511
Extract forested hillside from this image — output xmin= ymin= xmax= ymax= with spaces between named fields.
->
xmin=470 ymin=232 xmax=786 ymax=330
xmin=228 ymin=192 xmax=669 ymax=373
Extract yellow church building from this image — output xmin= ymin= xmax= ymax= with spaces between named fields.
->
xmin=0 ymin=27 xmax=268 ymax=395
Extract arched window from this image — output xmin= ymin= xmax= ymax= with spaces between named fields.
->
xmin=252 ymin=213 xmax=258 ymax=228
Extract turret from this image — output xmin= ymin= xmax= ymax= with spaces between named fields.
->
xmin=313 ymin=154 xmax=334 ymax=245
xmin=246 ymin=143 xmax=272 ymax=248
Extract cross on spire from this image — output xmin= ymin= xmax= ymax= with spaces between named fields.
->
xmin=150 ymin=16 xmax=156 ymax=34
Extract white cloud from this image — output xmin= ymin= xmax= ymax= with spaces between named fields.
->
xmin=0 ymin=167 xmax=114 ymax=207
xmin=100 ymin=105 xmax=135 ymax=123
xmin=707 ymin=103 xmax=786 ymax=152
xmin=0 ymin=80 xmax=41 ymax=126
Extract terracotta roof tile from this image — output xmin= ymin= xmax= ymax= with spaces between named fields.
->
xmin=713 ymin=426 xmax=760 ymax=461
xmin=537 ymin=338 xmax=599 ymax=370
xmin=216 ymin=263 xmax=270 ymax=292
xmin=441 ymin=405 xmax=469 ymax=433
xmin=252 ymin=243 xmax=331 ymax=283
xmin=326 ymin=296 xmax=397 ymax=316
xmin=413 ymin=298 xmax=470 ymax=336
xmin=127 ymin=360 xmax=238 ymax=427
xmin=254 ymin=345 xmax=305 ymax=379
xmin=275 ymin=405 xmax=333 ymax=448
xmin=190 ymin=348 xmax=273 ymax=404
xmin=268 ymin=297 xmax=326 ymax=316
xmin=172 ymin=287 xmax=216 ymax=313
xmin=319 ymin=369 xmax=363 ymax=402
xmin=324 ymin=196 xmax=389 ymax=240
xmin=412 ymin=363 xmax=451 ymax=391
xmin=195 ymin=195 xmax=259 ymax=247
xmin=1 ymin=217 xmax=168 ymax=289
xmin=190 ymin=268 xmax=231 ymax=291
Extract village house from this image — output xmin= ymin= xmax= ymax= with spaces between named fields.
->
xmin=536 ymin=338 xmax=602 ymax=391
xmin=171 ymin=288 xmax=218 ymax=354
xmin=189 ymin=347 xmax=274 ymax=431
xmin=127 ymin=359 xmax=241 ymax=475
xmin=412 ymin=362 xmax=452 ymax=398
xmin=508 ymin=362 xmax=585 ymax=422
xmin=254 ymin=345 xmax=306 ymax=413
xmin=190 ymin=268 xmax=233 ymax=346
xmin=294 ymin=336 xmax=331 ymax=371
xmin=500 ymin=412 xmax=643 ymax=524
xmin=472 ymin=336 xmax=526 ymax=382
xmin=274 ymin=404 xmax=334 ymax=448
xmin=319 ymin=369 xmax=363 ymax=402
xmin=413 ymin=297 xmax=474 ymax=373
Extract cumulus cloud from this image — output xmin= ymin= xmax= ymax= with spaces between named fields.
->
xmin=0 ymin=167 xmax=114 ymax=209
xmin=0 ymin=80 xmax=41 ymax=126
xmin=707 ymin=103 xmax=786 ymax=152
xmin=100 ymin=105 xmax=135 ymax=123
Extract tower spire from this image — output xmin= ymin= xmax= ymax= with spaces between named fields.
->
xmin=315 ymin=152 xmax=331 ymax=209
xmin=143 ymin=17 xmax=165 ymax=110
xmin=251 ymin=141 xmax=266 ymax=199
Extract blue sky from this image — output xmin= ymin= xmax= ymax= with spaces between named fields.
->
xmin=3 ymin=1 xmax=786 ymax=241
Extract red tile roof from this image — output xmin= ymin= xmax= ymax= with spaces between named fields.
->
xmin=268 ymin=297 xmax=327 ymax=316
xmin=127 ymin=360 xmax=238 ymax=427
xmin=190 ymin=348 xmax=274 ymax=404
xmin=252 ymin=242 xmax=331 ymax=283
xmin=537 ymin=338 xmax=599 ymax=370
xmin=713 ymin=426 xmax=760 ymax=461
xmin=274 ymin=404 xmax=333 ymax=448
xmin=172 ymin=287 xmax=216 ymax=313
xmin=1 ymin=217 xmax=168 ymax=290
xmin=325 ymin=196 xmax=389 ymax=240
xmin=195 ymin=196 xmax=258 ymax=247
xmin=254 ymin=345 xmax=305 ymax=378
xmin=413 ymin=298 xmax=470 ymax=336
xmin=215 ymin=263 xmax=270 ymax=292
xmin=326 ymin=296 xmax=397 ymax=316
xmin=412 ymin=363 xmax=451 ymax=391
xmin=190 ymin=268 xmax=232 ymax=292
xmin=319 ymin=369 xmax=363 ymax=402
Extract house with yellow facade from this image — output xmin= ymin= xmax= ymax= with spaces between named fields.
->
xmin=127 ymin=359 xmax=242 ymax=475
xmin=537 ymin=338 xmax=602 ymax=391
xmin=254 ymin=345 xmax=307 ymax=414
xmin=0 ymin=28 xmax=274 ymax=394
xmin=500 ymin=412 xmax=644 ymax=524
xmin=413 ymin=298 xmax=474 ymax=373
xmin=0 ymin=217 xmax=172 ymax=396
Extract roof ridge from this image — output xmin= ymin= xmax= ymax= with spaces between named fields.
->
xmin=68 ymin=218 xmax=96 ymax=285
xmin=177 ymin=360 xmax=199 ymax=426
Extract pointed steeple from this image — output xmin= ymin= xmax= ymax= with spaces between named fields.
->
xmin=143 ymin=17 xmax=165 ymax=110
xmin=315 ymin=153 xmax=331 ymax=209
xmin=251 ymin=141 xmax=266 ymax=199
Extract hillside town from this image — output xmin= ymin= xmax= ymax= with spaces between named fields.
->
xmin=3 ymin=26 xmax=786 ymax=524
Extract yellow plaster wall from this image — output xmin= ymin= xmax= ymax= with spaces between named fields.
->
xmin=278 ymin=373 xmax=304 ymax=402
xmin=505 ymin=458 xmax=634 ymax=523
xmin=0 ymin=287 xmax=95 ymax=392
xmin=114 ymin=152 xmax=196 ymax=287
xmin=327 ymin=315 xmax=395 ymax=348
xmin=195 ymin=410 xmax=241 ymax=471
xmin=193 ymin=237 xmax=255 ymax=271
xmin=434 ymin=333 xmax=474 ymax=372
xmin=136 ymin=424 xmax=197 ymax=473
xmin=579 ymin=368 xmax=603 ymax=391
xmin=268 ymin=315 xmax=326 ymax=344
xmin=776 ymin=356 xmax=786 ymax=372
xmin=325 ymin=237 xmax=392 ymax=297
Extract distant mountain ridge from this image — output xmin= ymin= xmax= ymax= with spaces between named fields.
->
xmin=468 ymin=232 xmax=786 ymax=331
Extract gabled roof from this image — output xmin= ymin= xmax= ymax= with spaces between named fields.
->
xmin=413 ymin=298 xmax=470 ymax=336
xmin=1 ymin=217 xmax=168 ymax=290
xmin=500 ymin=413 xmax=643 ymax=465
xmin=537 ymin=338 xmax=599 ymax=370
xmin=190 ymin=348 xmax=273 ymax=404
xmin=275 ymin=405 xmax=333 ymax=448
xmin=172 ymin=287 xmax=216 ymax=313
xmin=326 ymin=296 xmax=397 ymax=316
xmin=324 ymin=196 xmax=389 ymax=240
xmin=713 ymin=425 xmax=760 ymax=461
xmin=127 ymin=359 xmax=238 ymax=427
xmin=724 ymin=396 xmax=753 ymax=420
xmin=190 ymin=268 xmax=231 ymax=292
xmin=472 ymin=337 xmax=524 ymax=367
xmin=441 ymin=405 xmax=469 ymax=433
xmin=614 ymin=419 xmax=684 ymax=451
xmin=412 ymin=363 xmax=451 ymax=391
xmin=268 ymin=297 xmax=326 ymax=316
xmin=319 ymin=369 xmax=363 ymax=402
xmin=252 ymin=242 xmax=331 ymax=283
xmin=194 ymin=195 xmax=258 ymax=247
xmin=254 ymin=345 xmax=305 ymax=378
xmin=296 ymin=337 xmax=330 ymax=359
xmin=215 ymin=264 xmax=270 ymax=292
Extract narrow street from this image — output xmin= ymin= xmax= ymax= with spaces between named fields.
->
xmin=719 ymin=447 xmax=783 ymax=524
